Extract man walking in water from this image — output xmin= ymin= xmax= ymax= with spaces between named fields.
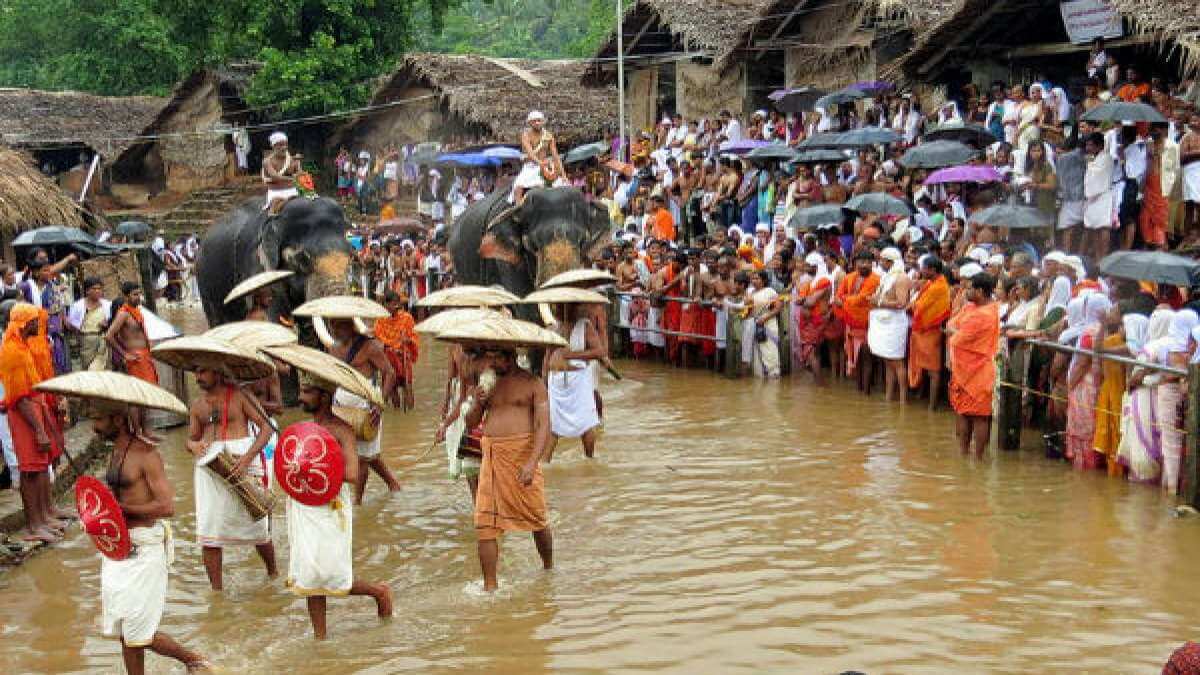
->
xmin=546 ymin=302 xmax=605 ymax=460
xmin=326 ymin=318 xmax=400 ymax=504
xmin=512 ymin=110 xmax=566 ymax=204
xmin=187 ymin=366 xmax=276 ymax=590
xmin=463 ymin=347 xmax=553 ymax=591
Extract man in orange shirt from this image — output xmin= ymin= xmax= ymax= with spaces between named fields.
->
xmin=649 ymin=195 xmax=676 ymax=242
xmin=834 ymin=251 xmax=880 ymax=394
xmin=1116 ymin=66 xmax=1150 ymax=103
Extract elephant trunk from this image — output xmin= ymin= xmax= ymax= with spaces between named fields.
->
xmin=305 ymin=251 xmax=352 ymax=300
xmin=536 ymin=238 xmax=582 ymax=287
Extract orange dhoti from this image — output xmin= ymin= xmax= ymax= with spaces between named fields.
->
xmin=124 ymin=348 xmax=158 ymax=384
xmin=474 ymin=433 xmax=547 ymax=541
xmin=678 ymin=302 xmax=717 ymax=356
xmin=948 ymin=302 xmax=1000 ymax=417
xmin=843 ymin=326 xmax=868 ymax=374
xmin=664 ymin=298 xmax=683 ymax=360
xmin=907 ymin=328 xmax=944 ymax=388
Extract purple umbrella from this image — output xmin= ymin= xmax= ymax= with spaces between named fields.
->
xmin=923 ymin=165 xmax=1003 ymax=185
xmin=719 ymin=139 xmax=773 ymax=155
xmin=848 ymin=80 xmax=894 ymax=96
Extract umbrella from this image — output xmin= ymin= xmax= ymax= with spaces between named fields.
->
xmin=151 ymin=335 xmax=276 ymax=381
xmin=1098 ymin=250 xmax=1200 ymax=287
xmin=564 ymin=142 xmax=609 ymax=164
xmin=482 ymin=146 xmax=524 ymax=161
xmin=968 ymin=202 xmax=1054 ymax=229
xmin=521 ymin=288 xmax=610 ymax=305
xmin=788 ymin=204 xmax=846 ymax=229
xmin=223 ymin=270 xmax=295 ymax=305
xmin=415 ymin=308 xmax=507 ymax=335
xmin=114 ymin=221 xmax=152 ymax=240
xmin=745 ymin=145 xmax=799 ymax=162
xmin=718 ymin=139 xmax=772 ymax=155
xmin=768 ymin=87 xmax=826 ymax=114
xmin=12 ymin=225 xmax=95 ymax=248
xmin=899 ymin=140 xmax=978 ymax=169
xmin=435 ymin=153 xmax=500 ymax=168
xmin=844 ymin=192 xmax=913 ymax=217
xmin=792 ymin=149 xmax=850 ymax=164
xmin=293 ymin=295 xmax=390 ymax=319
xmin=204 ymin=321 xmax=298 ymax=353
xmin=262 ymin=344 xmax=382 ymax=406
xmin=36 ymin=372 xmax=188 ymax=415
xmin=922 ymin=122 xmax=997 ymax=147
xmin=418 ymin=285 xmax=520 ymax=308
xmin=540 ymin=269 xmax=617 ymax=289
xmin=796 ymin=133 xmax=846 ymax=150
xmin=435 ymin=316 xmax=568 ymax=349
xmin=1081 ymin=101 xmax=1167 ymax=124
xmin=814 ymin=87 xmax=866 ymax=110
xmin=923 ymin=165 xmax=1003 ymax=185
xmin=834 ymin=128 xmax=902 ymax=147
xmin=847 ymin=80 xmax=893 ymax=96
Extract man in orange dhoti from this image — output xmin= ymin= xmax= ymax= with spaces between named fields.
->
xmin=908 ymin=257 xmax=951 ymax=410
xmin=463 ymin=347 xmax=552 ymax=592
xmin=947 ymin=272 xmax=1001 ymax=456
xmin=652 ymin=254 xmax=686 ymax=362
xmin=834 ymin=251 xmax=879 ymax=393
xmin=373 ymin=291 xmax=419 ymax=410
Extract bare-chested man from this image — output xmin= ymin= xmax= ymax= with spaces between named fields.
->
xmin=463 ymin=347 xmax=553 ymax=591
xmin=327 ymin=318 xmax=400 ymax=504
xmin=186 ymin=366 xmax=276 ymax=590
xmin=288 ymin=373 xmax=393 ymax=639
xmin=93 ymin=398 xmax=210 ymax=674
xmin=245 ymin=287 xmax=274 ymax=322
xmin=262 ymin=131 xmax=302 ymax=213
xmin=512 ymin=111 xmax=565 ymax=204
xmin=105 ymin=282 xmax=159 ymax=443
xmin=545 ymin=302 xmax=604 ymax=460
xmin=868 ymin=248 xmax=912 ymax=403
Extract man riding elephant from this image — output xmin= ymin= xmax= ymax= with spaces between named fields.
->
xmin=262 ymin=131 xmax=303 ymax=214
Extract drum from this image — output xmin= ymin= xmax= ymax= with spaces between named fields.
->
xmin=76 ymin=476 xmax=132 ymax=560
xmin=203 ymin=451 xmax=276 ymax=520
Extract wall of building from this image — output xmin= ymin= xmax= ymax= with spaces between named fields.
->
xmin=677 ymin=62 xmax=745 ymax=121
xmin=155 ymin=76 xmax=229 ymax=194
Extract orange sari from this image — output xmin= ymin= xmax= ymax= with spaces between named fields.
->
xmin=908 ymin=276 xmax=951 ymax=387
xmin=948 ymin=301 xmax=1000 ymax=417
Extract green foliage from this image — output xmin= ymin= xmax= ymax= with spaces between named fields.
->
xmin=417 ymin=0 xmax=615 ymax=59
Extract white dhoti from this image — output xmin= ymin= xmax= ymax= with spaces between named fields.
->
xmin=1057 ymin=200 xmax=1084 ymax=229
xmin=648 ymin=307 xmax=666 ymax=347
xmin=102 ymin=521 xmax=173 ymax=647
xmin=286 ymin=485 xmax=353 ymax=596
xmin=515 ymin=162 xmax=545 ymax=189
xmin=444 ymin=379 xmax=480 ymax=480
xmin=619 ymin=296 xmax=631 ymax=328
xmin=549 ymin=368 xmax=600 ymax=438
xmin=333 ymin=388 xmax=381 ymax=459
xmin=264 ymin=187 xmax=299 ymax=209
xmin=715 ymin=307 xmax=728 ymax=350
xmin=1084 ymin=192 xmax=1113 ymax=229
xmin=1184 ymin=162 xmax=1200 ymax=202
xmin=195 ymin=437 xmax=269 ymax=547
xmin=868 ymin=308 xmax=909 ymax=360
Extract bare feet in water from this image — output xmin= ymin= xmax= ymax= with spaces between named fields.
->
xmin=21 ymin=527 xmax=60 ymax=543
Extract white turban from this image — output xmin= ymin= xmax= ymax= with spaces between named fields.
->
xmin=527 ymin=110 xmax=545 ymax=123
xmin=269 ymin=131 xmax=288 ymax=146
xmin=967 ymin=247 xmax=989 ymax=264
xmin=987 ymin=254 xmax=1005 ymax=267
xmin=959 ymin=263 xmax=984 ymax=279
xmin=755 ymin=223 xmax=771 ymax=234
xmin=880 ymin=247 xmax=903 ymax=264
xmin=1043 ymin=250 xmax=1067 ymax=264
xmin=1064 ymin=255 xmax=1086 ymax=279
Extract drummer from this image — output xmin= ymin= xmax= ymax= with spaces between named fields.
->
xmin=186 ymin=365 xmax=276 ymax=591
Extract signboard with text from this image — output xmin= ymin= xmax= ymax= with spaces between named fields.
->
xmin=1060 ymin=0 xmax=1124 ymax=44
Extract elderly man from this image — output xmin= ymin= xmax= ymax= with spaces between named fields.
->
xmin=262 ymin=131 xmax=303 ymax=213
xmin=868 ymin=248 xmax=912 ymax=403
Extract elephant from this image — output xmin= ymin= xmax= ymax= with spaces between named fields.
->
xmin=447 ymin=187 xmax=614 ymax=320
xmin=196 ymin=196 xmax=354 ymax=330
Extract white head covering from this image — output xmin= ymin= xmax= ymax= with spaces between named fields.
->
xmin=1064 ymin=255 xmax=1086 ymax=280
xmin=959 ymin=263 xmax=983 ymax=279
xmin=1123 ymin=313 xmax=1149 ymax=356
xmin=269 ymin=131 xmax=288 ymax=146
xmin=727 ymin=225 xmax=744 ymax=242
xmin=1029 ymin=83 xmax=1045 ymax=99
xmin=986 ymin=254 xmax=1005 ymax=268
xmin=527 ymin=110 xmax=546 ymax=123
xmin=755 ymin=223 xmax=771 ymax=234
xmin=967 ymin=247 xmax=989 ymax=264
xmin=880 ymin=247 xmax=903 ymax=265
xmin=1059 ymin=297 xmax=1088 ymax=345
xmin=1052 ymin=87 xmax=1071 ymax=124
xmin=1043 ymin=250 xmax=1067 ymax=265
xmin=804 ymin=252 xmax=832 ymax=285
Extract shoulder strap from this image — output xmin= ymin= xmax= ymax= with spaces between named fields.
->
xmin=220 ymin=385 xmax=232 ymax=442
xmin=345 ymin=335 xmax=369 ymax=364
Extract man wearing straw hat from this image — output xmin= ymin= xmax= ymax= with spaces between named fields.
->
xmin=186 ymin=365 xmax=276 ymax=590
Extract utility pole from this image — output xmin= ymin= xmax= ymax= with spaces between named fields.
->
xmin=616 ymin=0 xmax=626 ymax=160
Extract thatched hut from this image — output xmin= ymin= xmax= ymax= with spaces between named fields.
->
xmin=334 ymin=53 xmax=618 ymax=152
xmin=0 ymin=145 xmax=88 ymax=263
xmin=109 ymin=64 xmax=262 ymax=202
xmin=883 ymin=0 xmax=1199 ymax=96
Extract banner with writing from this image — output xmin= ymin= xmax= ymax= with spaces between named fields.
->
xmin=1060 ymin=0 xmax=1124 ymax=44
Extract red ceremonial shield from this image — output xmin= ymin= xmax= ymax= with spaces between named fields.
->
xmin=75 ymin=475 xmax=132 ymax=561
xmin=274 ymin=421 xmax=345 ymax=506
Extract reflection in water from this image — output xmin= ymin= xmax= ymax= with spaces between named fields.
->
xmin=1 ymin=311 xmax=1199 ymax=672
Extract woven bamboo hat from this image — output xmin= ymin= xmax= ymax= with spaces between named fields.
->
xmin=262 ymin=344 xmax=383 ymax=407
xmin=435 ymin=316 xmax=568 ymax=349
xmin=539 ymin=268 xmax=616 ymax=289
xmin=151 ymin=335 xmax=276 ymax=381
xmin=222 ymin=270 xmax=295 ymax=305
xmin=293 ymin=295 xmax=390 ymax=319
xmin=416 ymin=285 xmax=520 ymax=308
xmin=414 ymin=308 xmax=506 ymax=335
xmin=204 ymin=321 xmax=298 ymax=353
xmin=35 ymin=371 xmax=188 ymax=415
xmin=521 ymin=287 xmax=609 ymax=305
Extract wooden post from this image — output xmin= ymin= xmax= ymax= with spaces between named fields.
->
xmin=777 ymin=306 xmax=791 ymax=376
xmin=996 ymin=344 xmax=1025 ymax=451
xmin=606 ymin=288 xmax=622 ymax=358
xmin=725 ymin=308 xmax=740 ymax=378
xmin=133 ymin=245 xmax=158 ymax=313
xmin=1183 ymin=363 xmax=1200 ymax=507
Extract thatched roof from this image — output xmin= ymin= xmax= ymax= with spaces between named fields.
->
xmin=367 ymin=54 xmax=618 ymax=146
xmin=0 ymin=88 xmax=167 ymax=158
xmin=0 ymin=145 xmax=87 ymax=233
xmin=1110 ymin=1 xmax=1200 ymax=73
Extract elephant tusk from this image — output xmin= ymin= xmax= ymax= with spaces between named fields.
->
xmin=538 ymin=302 xmax=556 ymax=327
xmin=312 ymin=316 xmax=335 ymax=349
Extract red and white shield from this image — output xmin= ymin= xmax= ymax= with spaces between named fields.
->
xmin=274 ymin=421 xmax=345 ymax=506
xmin=75 ymin=476 xmax=132 ymax=561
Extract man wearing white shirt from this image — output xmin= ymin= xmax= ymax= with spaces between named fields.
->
xmin=1083 ymin=132 xmax=1115 ymax=259
xmin=720 ymin=110 xmax=743 ymax=143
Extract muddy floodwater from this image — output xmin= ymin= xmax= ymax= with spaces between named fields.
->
xmin=2 ymin=313 xmax=1200 ymax=673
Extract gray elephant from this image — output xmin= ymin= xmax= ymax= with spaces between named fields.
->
xmin=447 ymin=187 xmax=614 ymax=316
xmin=196 ymin=196 xmax=354 ymax=329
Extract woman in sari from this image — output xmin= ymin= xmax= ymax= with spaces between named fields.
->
xmin=1092 ymin=303 xmax=1141 ymax=475
xmin=1016 ymin=84 xmax=1045 ymax=152
xmin=1148 ymin=310 xmax=1197 ymax=494
xmin=748 ymin=270 xmax=783 ymax=379
xmin=1021 ymin=142 xmax=1057 ymax=219
xmin=1065 ymin=293 xmax=1112 ymax=470
xmin=1123 ymin=309 xmax=1172 ymax=482
xmin=792 ymin=252 xmax=834 ymax=384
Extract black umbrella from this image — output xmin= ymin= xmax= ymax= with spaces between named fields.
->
xmin=789 ymin=204 xmax=847 ymax=229
xmin=745 ymin=145 xmax=799 ymax=163
xmin=1082 ymin=101 xmax=1167 ymax=124
xmin=114 ymin=220 xmax=152 ymax=240
xmin=1098 ymin=250 xmax=1200 ymax=286
xmin=12 ymin=225 xmax=96 ymax=248
xmin=814 ymin=88 xmax=866 ymax=110
xmin=968 ymin=202 xmax=1054 ymax=229
xmin=564 ymin=141 xmax=608 ymax=164
xmin=796 ymin=132 xmax=846 ymax=150
xmin=899 ymin=140 xmax=978 ymax=169
xmin=768 ymin=87 xmax=826 ymax=114
xmin=844 ymin=192 xmax=913 ymax=217
xmin=921 ymin=123 xmax=997 ymax=147
xmin=793 ymin=149 xmax=850 ymax=164
xmin=835 ymin=128 xmax=903 ymax=147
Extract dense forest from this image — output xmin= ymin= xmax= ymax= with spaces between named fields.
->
xmin=0 ymin=0 xmax=614 ymax=118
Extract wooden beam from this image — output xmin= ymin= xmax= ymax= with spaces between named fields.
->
xmin=1006 ymin=33 xmax=1160 ymax=58
xmin=624 ymin=16 xmax=656 ymax=55
xmin=919 ymin=2 xmax=1010 ymax=76
xmin=755 ymin=0 xmax=811 ymax=61
xmin=483 ymin=58 xmax=543 ymax=88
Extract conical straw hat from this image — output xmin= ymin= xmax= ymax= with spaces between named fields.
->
xmin=151 ymin=335 xmax=276 ymax=381
xmin=293 ymin=295 xmax=390 ymax=319
xmin=539 ymin=268 xmax=616 ymax=289
xmin=435 ymin=316 xmax=568 ymax=348
xmin=261 ymin=344 xmax=383 ymax=407
xmin=205 ymin=321 xmax=298 ymax=353
xmin=416 ymin=285 xmax=520 ymax=308
xmin=222 ymin=270 xmax=295 ymax=305
xmin=415 ymin=308 xmax=506 ymax=335
xmin=521 ymin=287 xmax=610 ymax=305
xmin=35 ymin=371 xmax=188 ymax=415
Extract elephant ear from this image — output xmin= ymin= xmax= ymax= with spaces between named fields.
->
xmin=480 ymin=201 xmax=524 ymax=266
xmin=256 ymin=215 xmax=284 ymax=271
xmin=583 ymin=199 xmax=619 ymax=261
